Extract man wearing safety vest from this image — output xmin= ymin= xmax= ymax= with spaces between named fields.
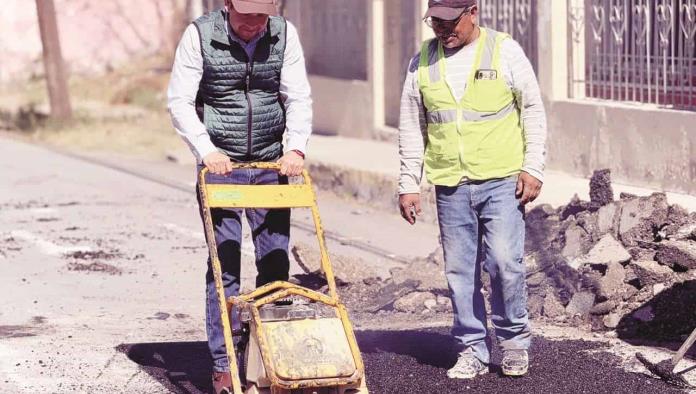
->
xmin=398 ymin=0 xmax=547 ymax=380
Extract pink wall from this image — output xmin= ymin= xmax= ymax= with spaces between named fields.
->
xmin=0 ymin=0 xmax=188 ymax=82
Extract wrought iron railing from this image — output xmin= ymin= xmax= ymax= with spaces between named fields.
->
xmin=479 ymin=0 xmax=538 ymax=70
xmin=569 ymin=0 xmax=696 ymax=110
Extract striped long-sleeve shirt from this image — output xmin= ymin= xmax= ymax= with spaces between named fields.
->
xmin=398 ymin=33 xmax=547 ymax=195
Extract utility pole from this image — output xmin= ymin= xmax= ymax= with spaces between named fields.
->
xmin=36 ymin=0 xmax=72 ymax=120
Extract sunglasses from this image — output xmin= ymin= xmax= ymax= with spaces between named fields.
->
xmin=423 ymin=7 xmax=475 ymax=30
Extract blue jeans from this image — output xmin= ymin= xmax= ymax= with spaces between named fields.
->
xmin=197 ymin=167 xmax=290 ymax=372
xmin=435 ymin=176 xmax=530 ymax=364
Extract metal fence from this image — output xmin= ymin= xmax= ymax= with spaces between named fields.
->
xmin=479 ymin=0 xmax=538 ymax=70
xmin=569 ymin=0 xmax=696 ymax=110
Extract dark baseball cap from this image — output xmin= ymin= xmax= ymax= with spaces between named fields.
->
xmin=230 ymin=0 xmax=278 ymax=16
xmin=425 ymin=0 xmax=477 ymax=20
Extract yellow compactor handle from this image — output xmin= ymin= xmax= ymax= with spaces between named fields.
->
xmin=197 ymin=162 xmax=344 ymax=394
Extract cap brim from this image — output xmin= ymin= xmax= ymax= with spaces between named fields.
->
xmin=231 ymin=0 xmax=278 ymax=16
xmin=424 ymin=7 xmax=466 ymax=20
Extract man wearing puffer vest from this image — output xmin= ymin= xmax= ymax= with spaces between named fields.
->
xmin=398 ymin=0 xmax=547 ymax=380
xmin=167 ymin=0 xmax=312 ymax=392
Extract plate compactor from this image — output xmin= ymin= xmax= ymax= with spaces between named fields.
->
xmin=198 ymin=164 xmax=368 ymax=394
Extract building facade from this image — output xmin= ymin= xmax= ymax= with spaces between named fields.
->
xmin=3 ymin=0 xmax=693 ymax=193
xmin=284 ymin=0 xmax=696 ymax=195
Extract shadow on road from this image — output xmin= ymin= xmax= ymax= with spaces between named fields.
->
xmin=117 ymin=341 xmax=212 ymax=394
xmin=617 ymin=279 xmax=696 ymax=359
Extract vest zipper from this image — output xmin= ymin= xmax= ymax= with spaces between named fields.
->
xmin=245 ymin=61 xmax=254 ymax=161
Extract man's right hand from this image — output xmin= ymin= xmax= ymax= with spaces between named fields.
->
xmin=399 ymin=193 xmax=422 ymax=225
xmin=202 ymin=151 xmax=233 ymax=175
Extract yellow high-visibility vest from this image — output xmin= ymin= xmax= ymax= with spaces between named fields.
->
xmin=418 ymin=27 xmax=524 ymax=186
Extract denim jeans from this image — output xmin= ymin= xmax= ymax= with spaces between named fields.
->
xmin=197 ymin=167 xmax=290 ymax=372
xmin=435 ymin=176 xmax=530 ymax=365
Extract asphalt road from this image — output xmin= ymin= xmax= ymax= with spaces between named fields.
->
xmin=0 ymin=137 xmax=692 ymax=393
xmin=118 ymin=327 xmax=685 ymax=394
xmin=0 ymin=137 xmax=436 ymax=393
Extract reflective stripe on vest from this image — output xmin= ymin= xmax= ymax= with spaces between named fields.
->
xmin=417 ymin=28 xmax=525 ymax=186
xmin=426 ymin=101 xmax=516 ymax=124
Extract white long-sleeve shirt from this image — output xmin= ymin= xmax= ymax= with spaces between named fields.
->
xmin=398 ymin=33 xmax=547 ymax=195
xmin=167 ymin=19 xmax=312 ymax=163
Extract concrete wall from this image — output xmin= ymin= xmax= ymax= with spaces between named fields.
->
xmin=287 ymin=0 xmax=696 ymax=195
xmin=548 ymin=100 xmax=696 ymax=195
xmin=309 ymin=76 xmax=374 ymax=137
xmin=284 ymin=0 xmax=376 ymax=138
xmin=284 ymin=0 xmax=424 ymax=139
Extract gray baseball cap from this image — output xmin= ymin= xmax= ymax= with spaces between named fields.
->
xmin=424 ymin=0 xmax=477 ymax=20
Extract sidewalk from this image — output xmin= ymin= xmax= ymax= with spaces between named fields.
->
xmin=305 ymin=134 xmax=696 ymax=214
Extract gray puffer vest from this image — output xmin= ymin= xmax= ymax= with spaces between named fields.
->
xmin=194 ymin=10 xmax=287 ymax=162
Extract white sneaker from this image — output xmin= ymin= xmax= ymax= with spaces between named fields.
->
xmin=502 ymin=349 xmax=529 ymax=376
xmin=447 ymin=352 xmax=488 ymax=379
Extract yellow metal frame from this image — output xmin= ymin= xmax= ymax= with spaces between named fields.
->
xmin=198 ymin=163 xmax=365 ymax=394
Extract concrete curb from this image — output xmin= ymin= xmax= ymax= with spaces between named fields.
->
xmin=306 ymin=160 xmax=439 ymax=224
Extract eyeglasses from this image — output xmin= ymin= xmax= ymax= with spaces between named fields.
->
xmin=423 ymin=7 xmax=474 ymax=30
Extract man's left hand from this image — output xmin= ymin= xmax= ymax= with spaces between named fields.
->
xmin=277 ymin=151 xmax=304 ymax=176
xmin=516 ymin=171 xmax=543 ymax=205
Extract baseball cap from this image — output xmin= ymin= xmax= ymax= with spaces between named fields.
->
xmin=230 ymin=0 xmax=278 ymax=16
xmin=424 ymin=0 xmax=477 ymax=20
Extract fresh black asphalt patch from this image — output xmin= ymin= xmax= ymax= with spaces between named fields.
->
xmin=118 ymin=327 xmax=687 ymax=393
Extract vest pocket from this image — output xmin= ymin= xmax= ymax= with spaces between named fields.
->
xmin=421 ymin=82 xmax=454 ymax=111
xmin=425 ymin=125 xmax=459 ymax=171
xmin=467 ymin=79 xmax=508 ymax=113
xmin=473 ymin=119 xmax=524 ymax=176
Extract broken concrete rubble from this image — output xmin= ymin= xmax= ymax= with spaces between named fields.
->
xmin=618 ymin=193 xmax=670 ymax=247
xmin=542 ymin=292 xmax=566 ymax=318
xmin=334 ymin=168 xmax=695 ymax=341
xmin=595 ymin=203 xmax=619 ymax=237
xmin=655 ymin=240 xmax=696 ymax=271
xmin=570 ymin=234 xmax=631 ymax=269
xmin=393 ymin=291 xmax=436 ymax=314
xmin=590 ymin=300 xmax=616 ymax=316
xmin=389 ymin=249 xmax=449 ymax=296
xmin=630 ymin=260 xmax=673 ymax=287
xmin=291 ymin=242 xmax=376 ymax=285
xmin=652 ymin=283 xmax=666 ymax=296
xmin=562 ymin=223 xmax=592 ymax=262
xmin=526 ymin=272 xmax=547 ymax=287
xmin=595 ymin=262 xmax=627 ymax=301
xmin=566 ymin=291 xmax=596 ymax=317
xmin=603 ymin=313 xmax=621 ymax=329
xmin=673 ymin=222 xmax=696 ymax=241
xmin=589 ymin=169 xmax=614 ymax=207
xmin=560 ymin=194 xmax=595 ymax=221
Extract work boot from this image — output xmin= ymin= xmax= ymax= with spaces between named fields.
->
xmin=212 ymin=371 xmax=232 ymax=394
xmin=447 ymin=351 xmax=488 ymax=379
xmin=502 ymin=349 xmax=529 ymax=377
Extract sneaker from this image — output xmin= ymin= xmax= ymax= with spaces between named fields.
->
xmin=212 ymin=371 xmax=232 ymax=394
xmin=502 ymin=350 xmax=529 ymax=376
xmin=447 ymin=352 xmax=488 ymax=379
